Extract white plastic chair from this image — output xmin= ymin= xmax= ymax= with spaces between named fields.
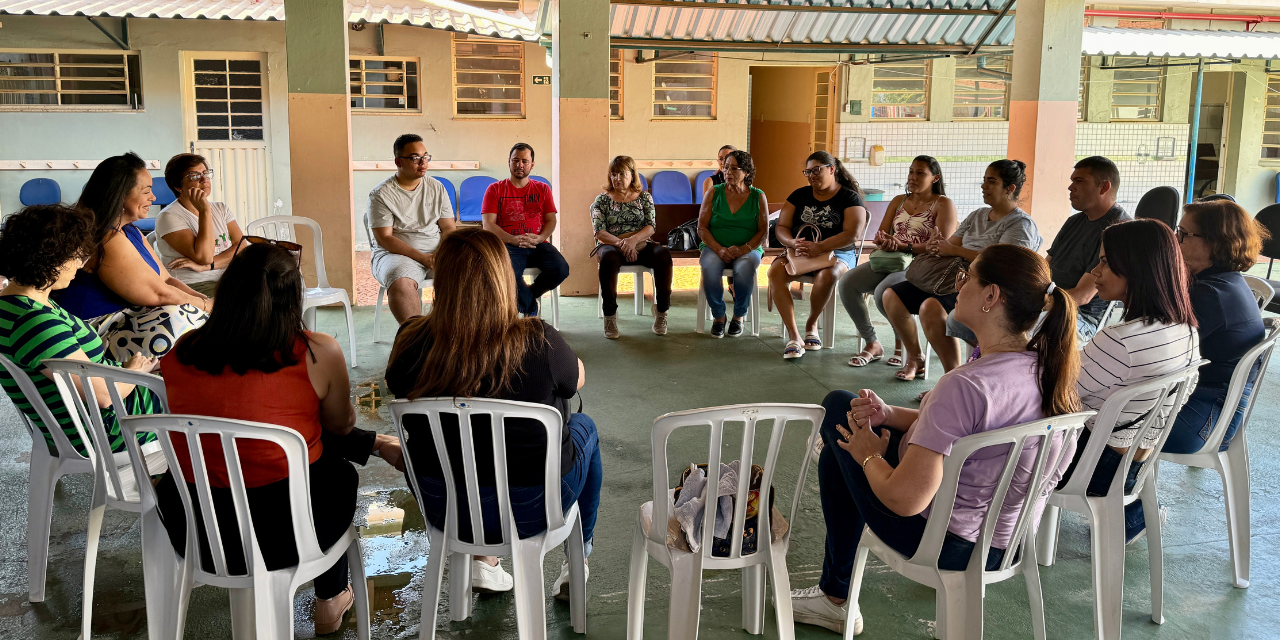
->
xmin=365 ymin=211 xmax=434 ymax=343
xmin=523 ymin=267 xmax=561 ymax=329
xmin=597 ymin=265 xmax=653 ymax=318
xmin=120 ymin=414 xmax=371 ymax=640
xmin=697 ymin=267 xmax=762 ymax=336
xmin=1242 ymin=274 xmax=1275 ymax=310
xmin=389 ymin=397 xmax=586 ymax=639
xmin=849 ymin=411 xmax=1093 ymax=640
xmin=627 ymin=403 xmax=826 ymax=640
xmin=247 ymin=215 xmax=358 ymax=367
xmin=1035 ymin=363 xmax=1201 ymax=640
xmin=1161 ymin=318 xmax=1280 ymax=589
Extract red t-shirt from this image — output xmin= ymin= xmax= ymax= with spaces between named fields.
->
xmin=481 ymin=179 xmax=558 ymax=237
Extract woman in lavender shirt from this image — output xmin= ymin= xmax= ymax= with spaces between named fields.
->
xmin=791 ymin=244 xmax=1082 ymax=636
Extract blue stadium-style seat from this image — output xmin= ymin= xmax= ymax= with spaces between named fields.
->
xmin=458 ymin=176 xmax=497 ymax=223
xmin=639 ymin=173 xmax=648 ymax=191
xmin=19 ymin=178 xmax=61 ymax=206
xmin=152 ymin=177 xmax=177 ymax=207
xmin=694 ymin=170 xmax=716 ymax=204
xmin=530 ymin=175 xmax=551 ymax=187
xmin=432 ymin=176 xmax=458 ymax=214
xmin=651 ymin=170 xmax=693 ymax=205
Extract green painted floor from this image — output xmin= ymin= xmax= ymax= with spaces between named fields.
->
xmin=1 ymin=290 xmax=1277 ymax=639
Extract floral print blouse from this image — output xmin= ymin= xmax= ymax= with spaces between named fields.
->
xmin=590 ymin=191 xmax=656 ymax=241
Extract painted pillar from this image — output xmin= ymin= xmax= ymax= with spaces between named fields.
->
xmin=551 ymin=0 xmax=611 ymax=295
xmin=1006 ymin=0 xmax=1086 ymax=243
xmin=284 ymin=0 xmax=355 ymax=298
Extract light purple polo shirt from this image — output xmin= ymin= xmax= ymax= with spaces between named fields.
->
xmin=901 ymin=351 xmax=1077 ymax=549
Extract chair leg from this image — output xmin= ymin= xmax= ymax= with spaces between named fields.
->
xmin=255 ymin=572 xmax=295 ymax=640
xmin=626 ymin=519 xmax=650 ymax=640
xmin=634 ymin=272 xmax=645 ymax=316
xmin=25 ymin=449 xmax=58 ymax=602
xmin=80 ymin=487 xmax=107 ymax=640
xmin=511 ymin=539 xmax=549 ymax=640
xmin=740 ymin=564 xmax=765 ymax=634
xmin=822 ymin=289 xmax=836 ymax=349
xmin=846 ymin=545 xmax=870 ymax=640
xmin=303 ymin=305 xmax=317 ymax=331
xmin=374 ymin=286 xmax=386 ymax=343
xmin=666 ymin=552 xmax=704 ymax=640
xmin=418 ymin=529 xmax=448 ymax=640
xmin=551 ymin=288 xmax=561 ymax=329
xmin=934 ymin=572 xmax=970 ymax=640
xmin=141 ymin=508 xmax=181 ymax=640
xmin=766 ymin=541 xmax=796 ymax=640
xmin=449 ymin=552 xmax=473 ymax=622
xmin=1035 ymin=504 xmax=1062 ymax=567
xmin=1140 ymin=478 xmax=1165 ymax=625
xmin=1220 ymin=437 xmax=1252 ymax=588
xmin=696 ymin=285 xmax=708 ymax=334
xmin=228 ymin=587 xmax=256 ymax=640
xmin=567 ymin=517 xmax=588 ymax=634
xmin=347 ymin=538 xmax=372 ymax=640
xmin=171 ymin=553 xmax=195 ymax=640
xmin=343 ymin=299 xmax=358 ymax=368
xmin=751 ymin=275 xmax=761 ymax=337
xmin=1089 ymin=503 xmax=1126 ymax=640
xmin=1022 ymin=536 xmax=1048 ymax=640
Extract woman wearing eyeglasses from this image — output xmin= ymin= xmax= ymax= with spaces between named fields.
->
xmin=51 ymin=152 xmax=210 ymax=362
xmin=155 ymin=153 xmax=248 ymax=296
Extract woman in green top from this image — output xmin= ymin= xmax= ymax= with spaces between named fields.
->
xmin=0 ymin=204 xmax=162 ymax=459
xmin=697 ymin=150 xmax=769 ymax=338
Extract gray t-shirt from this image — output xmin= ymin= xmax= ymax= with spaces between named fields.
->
xmin=155 ymin=200 xmax=237 ymax=285
xmin=954 ymin=206 xmax=1042 ymax=252
xmin=367 ymin=175 xmax=452 ymax=257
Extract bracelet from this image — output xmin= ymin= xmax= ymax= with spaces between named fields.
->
xmin=861 ymin=454 xmax=884 ymax=468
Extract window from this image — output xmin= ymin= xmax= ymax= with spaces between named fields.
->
xmin=871 ymin=62 xmax=928 ymax=119
xmin=1264 ymin=71 xmax=1280 ymax=160
xmin=193 ymin=58 xmax=263 ymax=140
xmin=452 ymin=35 xmax=524 ymax=118
xmin=350 ymin=57 xmax=418 ymax=111
xmin=1110 ymin=56 xmax=1163 ymax=121
xmin=652 ymin=54 xmax=716 ymax=119
xmin=953 ymin=57 xmax=1009 ymax=120
xmin=1078 ymin=57 xmax=1089 ymax=121
xmin=610 ymin=49 xmax=623 ymax=119
xmin=0 ymin=51 xmax=142 ymax=109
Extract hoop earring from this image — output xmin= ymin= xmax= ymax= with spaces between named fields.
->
xmin=982 ymin=305 xmax=991 ymax=313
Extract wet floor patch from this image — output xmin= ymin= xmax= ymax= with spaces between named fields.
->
xmin=355 ymin=489 xmax=430 ymax=637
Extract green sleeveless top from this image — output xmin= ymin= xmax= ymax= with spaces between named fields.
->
xmin=701 ymin=183 xmax=765 ymax=255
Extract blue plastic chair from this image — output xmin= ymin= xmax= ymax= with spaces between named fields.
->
xmin=694 ymin=170 xmax=716 ymax=204
xmin=639 ymin=173 xmax=648 ymax=191
xmin=133 ymin=218 xmax=157 ymax=234
xmin=458 ymin=176 xmax=497 ymax=223
xmin=531 ymin=176 xmax=551 ymax=187
xmin=1274 ymin=171 xmax=1279 ymax=204
xmin=19 ymin=178 xmax=61 ymax=206
xmin=651 ymin=171 xmax=693 ymax=205
xmin=152 ymin=177 xmax=177 ymax=207
xmin=432 ymin=176 xmax=458 ymax=214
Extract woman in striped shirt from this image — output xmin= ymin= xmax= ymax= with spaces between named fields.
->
xmin=1061 ymin=220 xmax=1200 ymax=542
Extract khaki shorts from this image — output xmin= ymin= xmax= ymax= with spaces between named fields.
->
xmin=371 ymin=251 xmax=432 ymax=288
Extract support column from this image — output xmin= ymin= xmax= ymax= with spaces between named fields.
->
xmin=551 ymin=0 xmax=611 ymax=295
xmin=1006 ymin=0 xmax=1086 ymax=243
xmin=284 ymin=0 xmax=355 ymax=298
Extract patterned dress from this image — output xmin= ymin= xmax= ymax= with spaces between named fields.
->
xmin=590 ymin=191 xmax=657 ymax=242
xmin=891 ymin=196 xmax=942 ymax=246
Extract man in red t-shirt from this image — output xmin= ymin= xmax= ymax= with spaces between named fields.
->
xmin=481 ymin=143 xmax=570 ymax=315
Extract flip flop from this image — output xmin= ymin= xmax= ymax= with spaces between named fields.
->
xmin=895 ymin=356 xmax=926 ymax=381
xmin=848 ymin=351 xmax=883 ymax=367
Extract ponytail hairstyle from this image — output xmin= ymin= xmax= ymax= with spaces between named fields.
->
xmin=912 ymin=155 xmax=946 ymax=195
xmin=988 ymin=159 xmax=1028 ymax=201
xmin=971 ymin=244 xmax=1081 ymax=416
xmin=807 ymin=150 xmax=863 ymax=198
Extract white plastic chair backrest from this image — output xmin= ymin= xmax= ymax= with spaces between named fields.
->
xmin=119 ymin=414 xmax=322 ymax=583
xmin=42 ymin=359 xmax=168 ymax=506
xmin=914 ymin=412 xmax=1092 ymax=574
xmin=1241 ymin=274 xmax=1275 ymax=310
xmin=649 ymin=403 xmax=826 ymax=561
xmin=1054 ymin=362 xmax=1202 ymax=499
xmin=389 ymin=397 xmax=567 ymax=552
xmin=1188 ymin=317 xmax=1280 ymax=455
xmin=246 ymin=215 xmax=329 ymax=289
xmin=0 ymin=352 xmax=92 ymax=461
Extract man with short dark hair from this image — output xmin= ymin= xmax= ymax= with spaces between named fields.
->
xmin=367 ymin=133 xmax=456 ymax=324
xmin=481 ymin=143 xmax=569 ymax=315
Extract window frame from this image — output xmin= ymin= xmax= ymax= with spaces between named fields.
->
xmin=870 ymin=61 xmax=929 ymax=121
xmin=1078 ymin=56 xmax=1089 ymax=121
xmin=349 ymin=55 xmax=420 ymax=113
xmin=1109 ymin=55 xmax=1165 ymax=122
xmin=651 ymin=53 xmax=717 ymax=120
xmin=0 ymin=49 xmax=143 ymax=112
xmin=610 ymin=48 xmax=624 ymax=120
xmin=1263 ymin=67 xmax=1280 ymax=161
xmin=952 ymin=56 xmax=1009 ymax=121
xmin=451 ymin=34 xmax=525 ymax=120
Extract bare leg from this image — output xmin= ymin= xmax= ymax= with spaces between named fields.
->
xmin=920 ymin=298 xmax=962 ymax=372
xmin=883 ymin=289 xmax=921 ymax=362
xmin=769 ymin=258 xmax=802 ymax=342
xmin=803 ymin=265 xmax=844 ymax=334
xmin=387 ymin=277 xmax=422 ymax=325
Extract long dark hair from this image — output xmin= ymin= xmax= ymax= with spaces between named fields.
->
xmin=971 ymin=244 xmax=1081 ymax=417
xmin=807 ymin=150 xmax=862 ymax=197
xmin=1101 ymin=220 xmax=1197 ymax=327
xmin=727 ymin=150 xmax=756 ymax=188
xmin=913 ymin=155 xmax=946 ymax=195
xmin=988 ymin=159 xmax=1028 ymax=200
xmin=174 ymin=243 xmax=308 ymax=375
xmin=78 ymin=152 xmax=147 ymax=263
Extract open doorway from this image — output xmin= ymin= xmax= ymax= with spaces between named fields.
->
xmin=748 ymin=66 xmax=835 ymax=201
xmin=1190 ymin=69 xmax=1232 ymax=198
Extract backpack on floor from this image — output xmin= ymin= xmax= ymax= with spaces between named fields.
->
xmin=667 ymin=219 xmax=699 ymax=251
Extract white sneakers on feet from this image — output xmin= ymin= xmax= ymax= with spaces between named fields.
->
xmin=791 ymin=585 xmax=861 ymax=635
xmin=471 ymin=559 xmax=514 ymax=593
xmin=552 ymin=560 xmax=589 ymax=601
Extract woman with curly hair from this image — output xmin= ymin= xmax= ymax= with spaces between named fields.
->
xmin=697 ymin=149 xmax=769 ymax=338
xmin=0 ymin=204 xmax=165 ymax=461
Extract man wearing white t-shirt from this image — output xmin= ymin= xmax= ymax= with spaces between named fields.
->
xmin=155 ymin=153 xmax=248 ymax=296
xmin=368 ymin=134 xmax=457 ymax=324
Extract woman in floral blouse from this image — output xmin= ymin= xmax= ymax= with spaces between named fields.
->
xmin=591 ymin=155 xmax=674 ymax=339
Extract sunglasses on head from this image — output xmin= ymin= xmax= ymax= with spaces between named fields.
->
xmin=234 ymin=235 xmax=303 ymax=258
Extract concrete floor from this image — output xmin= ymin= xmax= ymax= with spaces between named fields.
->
xmin=1 ymin=289 xmax=1277 ymax=639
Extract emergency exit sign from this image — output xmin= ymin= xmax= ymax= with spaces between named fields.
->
xmin=533 ymin=75 xmax=551 ymax=85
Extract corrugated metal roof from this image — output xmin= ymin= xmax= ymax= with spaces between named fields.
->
xmin=1082 ymin=26 xmax=1280 ymax=60
xmin=0 ymin=0 xmax=540 ymax=40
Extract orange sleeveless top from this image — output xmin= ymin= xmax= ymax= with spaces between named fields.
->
xmin=160 ymin=334 xmax=323 ymax=488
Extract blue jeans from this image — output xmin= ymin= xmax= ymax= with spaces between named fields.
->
xmin=699 ymin=247 xmax=762 ymax=319
xmin=414 ymin=413 xmax=603 ymax=556
xmin=817 ymin=391 xmax=1005 ymax=599
xmin=506 ymin=243 xmax=570 ymax=315
xmin=1162 ymin=383 xmax=1255 ymax=455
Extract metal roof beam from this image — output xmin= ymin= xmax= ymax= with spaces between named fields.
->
xmin=609 ymin=0 xmax=1013 ymax=17
xmin=609 ymin=38 xmax=1006 ymax=54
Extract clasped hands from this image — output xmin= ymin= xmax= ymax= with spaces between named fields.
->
xmin=834 ymin=389 xmax=892 ymax=464
xmin=512 ymin=233 xmax=543 ymax=249
xmin=716 ymin=244 xmax=748 ymax=263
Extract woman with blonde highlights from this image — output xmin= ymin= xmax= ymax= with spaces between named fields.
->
xmin=591 ymin=155 xmax=673 ymax=338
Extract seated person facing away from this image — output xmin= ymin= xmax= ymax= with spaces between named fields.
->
xmin=791 ymin=244 xmax=1080 ymax=635
xmin=51 ymin=152 xmax=210 ymax=362
xmin=386 ymin=228 xmax=602 ymax=601
xmin=592 ymin=154 xmax=673 ymax=338
xmin=155 ymin=242 xmax=404 ymax=635
xmin=368 ymin=134 xmax=457 ymax=325
xmin=770 ymin=151 xmax=867 ymax=358
xmin=1059 ymin=220 xmax=1199 ymax=543
xmin=884 ymin=159 xmax=1041 ymax=380
xmin=697 ymin=149 xmax=769 ymax=339
xmin=0 ymin=204 xmax=165 ymax=465
xmin=154 ymin=153 xmax=248 ymax=297
xmin=481 ymin=143 xmax=569 ymax=317
xmin=1162 ymin=200 xmax=1269 ymax=459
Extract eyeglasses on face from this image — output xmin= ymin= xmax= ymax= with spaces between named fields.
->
xmin=185 ymin=170 xmax=215 ymax=182
xmin=801 ymin=164 xmax=831 ymax=178
xmin=234 ymin=235 xmax=303 ymax=258
xmin=397 ymin=154 xmax=432 ymax=165
xmin=1174 ymin=227 xmax=1204 ymax=244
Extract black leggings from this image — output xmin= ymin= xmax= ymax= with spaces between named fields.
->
xmin=155 ymin=428 xmax=375 ymax=599
xmin=597 ymin=243 xmax=674 ymax=316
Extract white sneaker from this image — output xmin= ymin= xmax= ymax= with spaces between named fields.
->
xmin=552 ymin=560 xmax=589 ymax=601
xmin=791 ymin=585 xmax=861 ymax=635
xmin=471 ymin=559 xmax=514 ymax=593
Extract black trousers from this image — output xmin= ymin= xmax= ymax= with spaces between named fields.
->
xmin=597 ymin=243 xmax=674 ymax=316
xmin=155 ymin=427 xmax=375 ymax=599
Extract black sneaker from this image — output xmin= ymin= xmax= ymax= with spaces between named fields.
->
xmin=727 ymin=317 xmax=744 ymax=337
xmin=711 ymin=319 xmax=726 ymax=338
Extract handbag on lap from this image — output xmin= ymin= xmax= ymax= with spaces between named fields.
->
xmin=904 ymin=253 xmax=967 ymax=295
xmin=783 ymin=223 xmax=837 ymax=276
xmin=868 ymin=249 xmax=912 ymax=274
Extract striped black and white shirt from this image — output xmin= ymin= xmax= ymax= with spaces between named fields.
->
xmin=1077 ymin=318 xmax=1200 ymax=449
